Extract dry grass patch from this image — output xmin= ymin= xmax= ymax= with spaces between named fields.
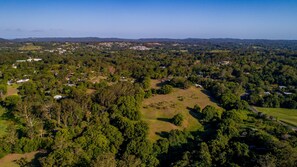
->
xmin=150 ymin=79 xmax=162 ymax=89
xmin=0 ymin=151 xmax=40 ymax=167
xmin=3 ymin=84 xmax=18 ymax=99
xmin=141 ymin=81 xmax=220 ymax=141
xmin=19 ymin=45 xmax=42 ymax=51
xmin=89 ymin=75 xmax=107 ymax=83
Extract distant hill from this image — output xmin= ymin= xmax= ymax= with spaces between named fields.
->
xmin=11 ymin=37 xmax=133 ymax=43
xmin=0 ymin=38 xmax=8 ymax=42
xmin=0 ymin=37 xmax=296 ymax=48
xmin=9 ymin=37 xmax=253 ymax=43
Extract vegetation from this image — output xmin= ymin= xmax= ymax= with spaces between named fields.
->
xmin=0 ymin=40 xmax=296 ymax=166
xmin=141 ymin=83 xmax=218 ymax=141
xmin=171 ymin=113 xmax=184 ymax=126
xmin=158 ymin=85 xmax=173 ymax=94
xmin=256 ymin=107 xmax=297 ymax=126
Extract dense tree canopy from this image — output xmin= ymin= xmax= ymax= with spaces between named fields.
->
xmin=0 ymin=40 xmax=296 ymax=166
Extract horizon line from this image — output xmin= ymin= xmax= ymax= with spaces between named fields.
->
xmin=2 ymin=36 xmax=297 ymax=41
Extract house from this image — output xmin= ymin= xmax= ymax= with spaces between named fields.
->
xmin=264 ymin=92 xmax=271 ymax=95
xmin=16 ymin=60 xmax=26 ymax=63
xmin=16 ymin=58 xmax=42 ymax=63
xmin=195 ymin=84 xmax=203 ymax=88
xmin=54 ymin=95 xmax=63 ymax=100
xmin=7 ymin=80 xmax=13 ymax=85
xmin=219 ymin=61 xmax=231 ymax=65
xmin=279 ymin=86 xmax=287 ymax=89
xmin=16 ymin=79 xmax=29 ymax=84
xmin=284 ymin=92 xmax=293 ymax=95
xmin=33 ymin=58 xmax=42 ymax=61
xmin=66 ymin=83 xmax=76 ymax=87
xmin=129 ymin=46 xmax=150 ymax=51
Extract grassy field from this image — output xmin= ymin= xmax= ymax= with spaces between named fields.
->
xmin=3 ymin=84 xmax=18 ymax=99
xmin=0 ymin=151 xmax=41 ymax=167
xmin=255 ymin=107 xmax=297 ymax=127
xmin=19 ymin=44 xmax=42 ymax=51
xmin=141 ymin=80 xmax=220 ymax=141
xmin=89 ymin=75 xmax=107 ymax=83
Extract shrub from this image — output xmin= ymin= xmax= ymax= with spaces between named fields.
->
xmin=170 ymin=77 xmax=191 ymax=89
xmin=202 ymin=105 xmax=219 ymax=122
xmin=172 ymin=113 xmax=184 ymax=126
xmin=193 ymin=104 xmax=201 ymax=112
xmin=158 ymin=85 xmax=173 ymax=94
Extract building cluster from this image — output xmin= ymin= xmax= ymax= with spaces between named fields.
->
xmin=16 ymin=58 xmax=42 ymax=63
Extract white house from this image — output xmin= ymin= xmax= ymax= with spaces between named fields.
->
xmin=7 ymin=80 xmax=13 ymax=85
xmin=284 ymin=92 xmax=293 ymax=95
xmin=33 ymin=58 xmax=42 ymax=61
xmin=279 ymin=86 xmax=287 ymax=89
xmin=54 ymin=95 xmax=63 ymax=100
xmin=195 ymin=84 xmax=203 ymax=88
xmin=16 ymin=60 xmax=26 ymax=63
xmin=16 ymin=79 xmax=29 ymax=84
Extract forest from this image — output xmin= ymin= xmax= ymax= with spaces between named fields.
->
xmin=0 ymin=39 xmax=296 ymax=167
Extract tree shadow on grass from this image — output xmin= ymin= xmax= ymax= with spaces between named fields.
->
xmin=29 ymin=150 xmax=48 ymax=167
xmin=201 ymin=89 xmax=219 ymax=104
xmin=156 ymin=81 xmax=170 ymax=87
xmin=186 ymin=106 xmax=204 ymax=120
xmin=155 ymin=131 xmax=170 ymax=138
xmin=157 ymin=117 xmax=172 ymax=123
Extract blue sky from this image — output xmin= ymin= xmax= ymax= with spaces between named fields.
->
xmin=0 ymin=0 xmax=297 ymax=39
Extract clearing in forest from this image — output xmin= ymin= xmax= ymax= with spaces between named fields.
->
xmin=3 ymin=84 xmax=18 ymax=99
xmin=141 ymin=80 xmax=220 ymax=141
xmin=0 ymin=151 xmax=45 ymax=167
xmin=255 ymin=107 xmax=297 ymax=127
xmin=19 ymin=44 xmax=42 ymax=51
xmin=89 ymin=75 xmax=107 ymax=83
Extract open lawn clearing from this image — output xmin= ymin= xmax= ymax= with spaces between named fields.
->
xmin=19 ymin=45 xmax=42 ymax=51
xmin=3 ymin=84 xmax=18 ymax=99
xmin=255 ymin=107 xmax=297 ymax=127
xmin=142 ymin=81 xmax=220 ymax=141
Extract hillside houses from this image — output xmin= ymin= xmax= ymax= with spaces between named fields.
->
xmin=129 ymin=45 xmax=150 ymax=50
xmin=16 ymin=58 xmax=42 ymax=63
